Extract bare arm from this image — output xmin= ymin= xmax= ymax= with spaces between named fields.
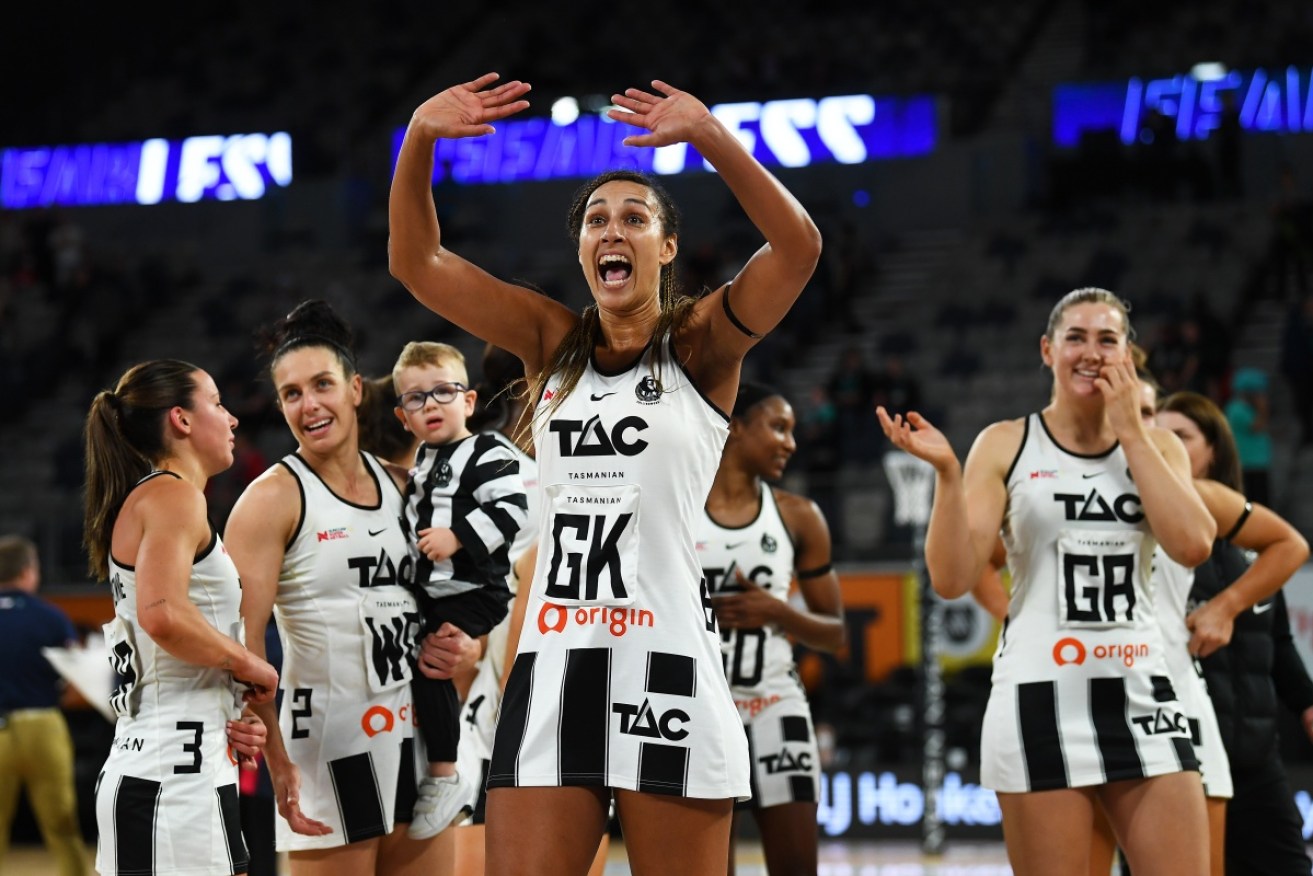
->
xmin=225 ymin=468 xmax=333 ymax=837
xmin=388 ymin=73 xmax=576 ymax=370
xmin=499 ymin=543 xmax=537 ymax=694
xmin=1099 ymin=357 xmax=1215 ymax=565
xmin=132 ymin=478 xmax=277 ymax=700
xmin=879 ymin=408 xmax=1015 ymax=599
xmin=610 ymin=82 xmax=821 ymax=406
xmin=1186 ymin=479 xmax=1310 ymax=657
xmin=971 ymin=538 xmax=1011 ymax=623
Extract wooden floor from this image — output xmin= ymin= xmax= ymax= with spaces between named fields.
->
xmin=6 ymin=839 xmax=1014 ymax=875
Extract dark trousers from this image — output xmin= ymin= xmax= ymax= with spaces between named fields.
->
xmin=411 ymin=586 xmax=510 ymax=762
xmin=1224 ymin=754 xmax=1311 ymax=875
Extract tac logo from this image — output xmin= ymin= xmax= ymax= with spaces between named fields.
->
xmin=1053 ymin=489 xmax=1144 ymax=523
xmin=317 ymin=527 xmax=349 ymax=542
xmin=613 ymin=698 xmax=689 ymax=741
xmin=1052 ymin=637 xmax=1149 ymax=667
xmin=548 ymin=415 xmax=649 ymax=458
xmin=635 ymin=376 xmax=663 ymax=404
xmin=434 ymin=459 xmax=453 ymax=488
xmin=1030 ymin=469 xmax=1058 ymax=479
xmin=348 ymin=548 xmax=414 ymax=588
xmin=761 ymin=533 xmax=778 ymax=553
xmin=1132 ymin=708 xmax=1187 ymax=736
xmin=537 ymin=602 xmax=655 ymax=637
xmin=760 ymin=748 xmax=813 ymax=775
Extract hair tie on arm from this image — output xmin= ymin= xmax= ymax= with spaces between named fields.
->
xmin=722 ymin=284 xmax=763 ymax=340
xmin=797 ymin=563 xmax=833 ymax=580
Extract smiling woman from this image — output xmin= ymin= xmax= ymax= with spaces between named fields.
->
xmin=879 ymin=287 xmax=1218 ymax=876
xmin=389 ymin=72 xmax=821 ymax=876
xmin=223 ymin=301 xmax=479 ymax=876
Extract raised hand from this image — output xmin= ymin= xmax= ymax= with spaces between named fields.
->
xmin=1095 ymin=354 xmax=1145 ymax=441
xmin=876 ymin=407 xmax=959 ymax=474
xmin=608 ymin=80 xmax=713 ymax=148
xmin=411 ymin=72 xmax=531 ymax=140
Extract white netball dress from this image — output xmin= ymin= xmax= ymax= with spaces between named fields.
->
xmin=96 ymin=473 xmax=249 ymax=876
xmin=697 ymin=483 xmax=819 ymax=807
xmin=273 ymin=452 xmax=424 ymax=850
xmin=487 ymin=336 xmax=750 ymax=800
xmin=1153 ymin=550 xmax=1233 ymax=797
xmin=981 ymin=414 xmax=1199 ymax=792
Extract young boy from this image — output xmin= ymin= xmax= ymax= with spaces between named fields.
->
xmin=393 ymin=341 xmax=527 ymax=839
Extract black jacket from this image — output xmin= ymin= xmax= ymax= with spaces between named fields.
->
xmin=1193 ymin=541 xmax=1313 ymax=770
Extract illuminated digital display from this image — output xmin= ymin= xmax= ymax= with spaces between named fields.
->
xmin=392 ymin=93 xmax=938 ymax=185
xmin=1053 ymin=66 xmax=1313 ymax=146
xmin=0 ymin=133 xmax=293 ymax=209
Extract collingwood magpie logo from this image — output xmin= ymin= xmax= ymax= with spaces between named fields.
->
xmin=760 ymin=533 xmax=778 ymax=553
xmin=434 ymin=458 xmax=453 ymax=488
xmin=635 ymin=375 xmax=663 ymax=404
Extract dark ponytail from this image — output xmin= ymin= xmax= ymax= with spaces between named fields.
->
xmin=84 ymin=360 xmax=200 ymax=579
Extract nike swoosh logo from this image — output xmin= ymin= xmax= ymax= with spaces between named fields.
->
xmin=1253 ymin=601 xmax=1274 ymax=615
xmin=368 ymin=528 xmax=388 ymax=537
xmin=726 ymin=542 xmax=745 ymax=549
xmin=590 ymin=392 xmax=616 ymax=401
xmin=1081 ymin=473 xmax=1102 ymax=479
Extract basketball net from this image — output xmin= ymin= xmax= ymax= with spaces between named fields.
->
xmin=883 ymin=451 xmax=935 ymax=527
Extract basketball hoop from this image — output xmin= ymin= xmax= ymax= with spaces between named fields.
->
xmin=883 ymin=451 xmax=935 ymax=527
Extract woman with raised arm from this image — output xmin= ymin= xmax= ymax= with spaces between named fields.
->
xmin=879 ymin=288 xmax=1216 ymax=876
xmin=390 ymin=73 xmax=821 ymax=876
xmin=224 ymin=301 xmax=479 ymax=876
xmin=696 ymin=382 xmax=845 ymax=876
xmin=1156 ymin=391 xmax=1312 ymax=875
xmin=84 ymin=359 xmax=278 ymax=876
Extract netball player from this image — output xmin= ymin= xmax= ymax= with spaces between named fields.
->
xmin=879 ymin=288 xmax=1216 ymax=876
xmin=1157 ymin=391 xmax=1312 ymax=875
xmin=225 ymin=301 xmax=478 ymax=875
xmin=697 ymin=382 xmax=844 ymax=875
xmin=390 ymin=73 xmax=820 ymax=875
xmin=84 ymin=359 xmax=279 ymax=876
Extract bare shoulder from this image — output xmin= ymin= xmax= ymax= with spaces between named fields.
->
xmin=772 ymin=487 xmax=826 ymax=529
xmin=968 ymin=417 xmax=1026 ymax=467
xmin=228 ymin=463 xmax=301 ymax=535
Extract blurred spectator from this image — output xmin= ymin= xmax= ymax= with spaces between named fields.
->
xmin=0 ymin=535 xmax=88 ymax=876
xmin=203 ymin=432 xmax=269 ymax=530
xmin=1280 ymin=296 xmax=1313 ymax=446
xmin=1225 ymin=367 xmax=1272 ymax=505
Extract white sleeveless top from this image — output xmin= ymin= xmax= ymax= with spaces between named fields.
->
xmin=696 ymin=483 xmax=805 ymax=708
xmin=981 ymin=413 xmax=1196 ymax=792
xmin=105 ymin=472 xmax=244 ymax=720
xmin=488 ymin=335 xmax=750 ymax=799
xmin=275 ymin=451 xmax=420 ymax=699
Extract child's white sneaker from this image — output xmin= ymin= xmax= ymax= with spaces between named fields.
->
xmin=408 ymin=773 xmax=473 ymax=839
